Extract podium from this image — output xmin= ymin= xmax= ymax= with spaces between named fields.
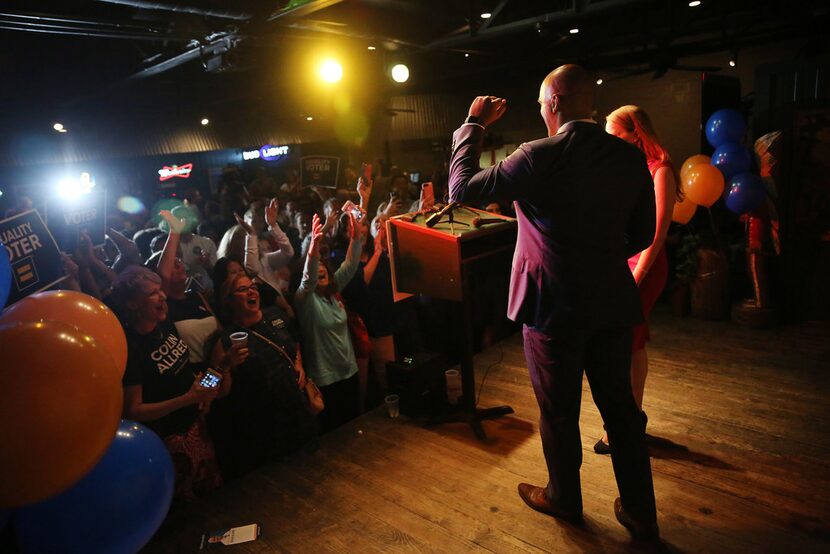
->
xmin=386 ymin=204 xmax=517 ymax=440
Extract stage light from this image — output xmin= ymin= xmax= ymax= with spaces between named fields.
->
xmin=729 ymin=59 xmax=736 ymax=67
xmin=464 ymin=53 xmax=470 ymax=58
xmin=53 ymin=123 xmax=64 ymax=132
xmin=596 ymin=78 xmax=604 ymax=85
xmin=729 ymin=49 xmax=738 ymax=67
xmin=56 ymin=172 xmax=95 ymax=199
xmin=306 ymin=116 xmax=313 ymax=121
xmin=367 ymin=46 xmax=376 ymax=51
xmin=319 ymin=59 xmax=343 ymax=83
xmin=391 ymin=63 xmax=409 ymax=83
xmin=481 ymin=12 xmax=492 ymax=19
xmin=201 ymin=118 xmax=209 ymax=125
xmin=688 ymin=1 xmax=701 ymax=6
xmin=569 ymin=28 xmax=579 ymax=34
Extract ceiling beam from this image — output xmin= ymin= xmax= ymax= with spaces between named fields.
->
xmin=267 ymin=0 xmax=347 ymax=22
xmin=93 ymin=0 xmax=252 ymax=21
xmin=427 ymin=0 xmax=658 ymax=50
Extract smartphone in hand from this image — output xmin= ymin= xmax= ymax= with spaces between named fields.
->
xmin=420 ymin=182 xmax=435 ymax=211
xmin=341 ymin=200 xmax=364 ymax=221
xmin=199 ymin=368 xmax=223 ymax=388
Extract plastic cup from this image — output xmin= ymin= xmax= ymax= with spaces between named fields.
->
xmin=229 ymin=331 xmax=248 ymax=348
xmin=445 ymin=369 xmax=462 ymax=405
xmin=384 ymin=394 xmax=400 ymax=418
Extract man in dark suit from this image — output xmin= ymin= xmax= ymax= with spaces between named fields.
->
xmin=448 ymin=64 xmax=659 ymax=540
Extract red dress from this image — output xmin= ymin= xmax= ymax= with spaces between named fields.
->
xmin=628 ymin=159 xmax=671 ymax=351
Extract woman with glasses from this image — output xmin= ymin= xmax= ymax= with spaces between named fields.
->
xmin=208 ymin=272 xmax=318 ymax=480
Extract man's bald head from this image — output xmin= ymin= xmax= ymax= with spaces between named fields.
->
xmin=540 ymin=64 xmax=595 ymax=121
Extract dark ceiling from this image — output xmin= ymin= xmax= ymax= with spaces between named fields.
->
xmin=1 ymin=0 xmax=828 ymax=159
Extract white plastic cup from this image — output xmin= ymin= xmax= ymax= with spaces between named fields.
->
xmin=229 ymin=331 xmax=248 ymax=348
xmin=384 ymin=394 xmax=400 ymax=418
xmin=445 ymin=369 xmax=462 ymax=405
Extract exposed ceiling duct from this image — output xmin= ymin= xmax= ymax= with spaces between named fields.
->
xmin=93 ymin=0 xmax=252 ymax=21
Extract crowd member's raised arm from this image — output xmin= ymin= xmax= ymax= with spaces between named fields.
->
xmin=157 ymin=210 xmax=185 ymax=289
xmin=235 ymin=211 xmax=265 ymax=277
xmin=79 ymin=231 xmax=117 ymax=286
xmin=294 ymin=214 xmax=324 ymax=306
xmin=262 ymin=198 xmax=294 ymax=269
xmin=72 ymin=233 xmax=104 ymax=298
xmin=60 ymin=253 xmax=82 ymax=292
xmin=106 ymin=227 xmax=143 ymax=268
xmin=333 ymin=212 xmax=366 ymax=291
xmin=363 ymin=223 xmax=386 ymax=285
xmin=357 ymin=174 xmax=372 ymax=212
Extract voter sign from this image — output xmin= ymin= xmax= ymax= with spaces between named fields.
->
xmin=45 ymin=190 xmax=107 ymax=251
xmin=301 ymin=156 xmax=340 ymax=189
xmin=0 ymin=209 xmax=67 ymax=305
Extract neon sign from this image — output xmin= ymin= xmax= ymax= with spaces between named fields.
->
xmin=241 ymin=144 xmax=289 ymax=161
xmin=158 ymin=163 xmax=193 ymax=182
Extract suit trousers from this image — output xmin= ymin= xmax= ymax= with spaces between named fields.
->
xmin=523 ymin=324 xmax=657 ymax=522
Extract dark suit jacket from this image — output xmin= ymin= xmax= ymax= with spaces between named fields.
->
xmin=449 ymin=121 xmax=656 ymax=330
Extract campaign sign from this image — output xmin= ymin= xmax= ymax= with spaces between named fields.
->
xmin=301 ymin=156 xmax=340 ymax=189
xmin=45 ymin=190 xmax=107 ymax=251
xmin=0 ymin=209 xmax=67 ymax=306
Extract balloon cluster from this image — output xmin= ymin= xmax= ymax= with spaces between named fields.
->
xmin=672 ymin=108 xmax=767 ymax=223
xmin=0 ymin=290 xmax=173 ymax=551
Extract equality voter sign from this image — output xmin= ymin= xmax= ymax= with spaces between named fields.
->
xmin=45 ymin=190 xmax=107 ymax=251
xmin=301 ymin=156 xmax=340 ymax=189
xmin=0 ymin=209 xmax=67 ymax=305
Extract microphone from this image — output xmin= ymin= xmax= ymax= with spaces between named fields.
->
xmin=425 ymin=202 xmax=459 ymax=228
xmin=472 ymin=217 xmax=502 ymax=228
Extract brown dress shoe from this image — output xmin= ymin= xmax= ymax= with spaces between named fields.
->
xmin=517 ymin=483 xmax=583 ymax=523
xmin=614 ymin=498 xmax=659 ymax=541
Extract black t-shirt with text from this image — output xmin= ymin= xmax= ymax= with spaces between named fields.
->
xmin=122 ymin=320 xmax=197 ymax=437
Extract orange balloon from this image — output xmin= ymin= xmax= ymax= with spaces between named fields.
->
xmin=0 ymin=320 xmax=122 ymax=507
xmin=683 ymin=164 xmax=725 ymax=207
xmin=680 ymin=154 xmax=711 ymax=182
xmin=672 ymin=196 xmax=698 ymax=224
xmin=0 ymin=290 xmax=127 ymax=376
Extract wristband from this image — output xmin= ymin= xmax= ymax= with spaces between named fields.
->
xmin=465 ymin=115 xmax=483 ymax=126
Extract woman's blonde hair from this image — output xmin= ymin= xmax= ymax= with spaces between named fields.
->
xmin=606 ymin=105 xmax=682 ymax=199
xmin=606 ymin=105 xmax=670 ymax=163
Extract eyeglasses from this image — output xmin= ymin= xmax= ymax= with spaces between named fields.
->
xmin=232 ymin=284 xmax=260 ymax=295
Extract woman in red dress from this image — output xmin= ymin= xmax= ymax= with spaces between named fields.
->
xmin=595 ymin=105 xmax=681 ymax=454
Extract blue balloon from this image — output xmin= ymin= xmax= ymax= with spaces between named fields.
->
xmin=705 ymin=108 xmax=746 ymax=148
xmin=14 ymin=421 xmax=174 ymax=554
xmin=726 ymin=173 xmax=767 ymax=214
xmin=0 ymin=244 xmax=10 ymax=309
xmin=711 ymin=142 xmax=753 ymax=181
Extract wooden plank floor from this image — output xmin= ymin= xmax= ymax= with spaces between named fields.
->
xmin=145 ymin=306 xmax=830 ymax=553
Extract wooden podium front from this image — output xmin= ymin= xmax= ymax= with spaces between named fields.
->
xmin=386 ymin=206 xmax=517 ymax=302
xmin=386 ymin=205 xmax=517 ymax=440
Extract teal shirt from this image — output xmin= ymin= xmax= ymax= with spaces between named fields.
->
xmin=294 ymin=238 xmax=364 ymax=387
